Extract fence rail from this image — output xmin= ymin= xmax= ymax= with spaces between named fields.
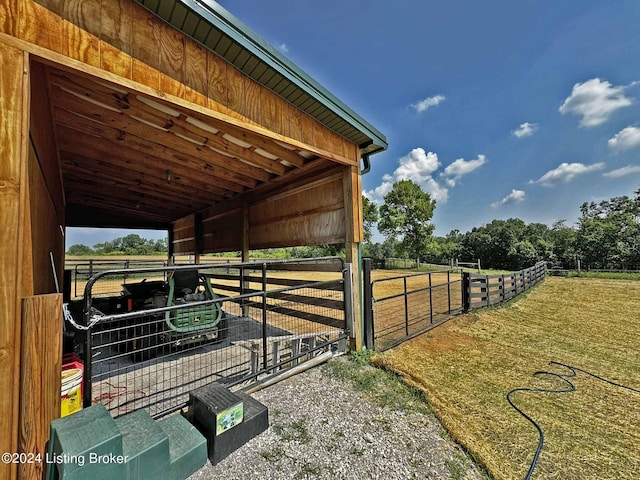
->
xmin=463 ymin=262 xmax=546 ymax=311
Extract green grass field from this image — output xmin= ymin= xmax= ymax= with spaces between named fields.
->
xmin=375 ymin=277 xmax=640 ymax=480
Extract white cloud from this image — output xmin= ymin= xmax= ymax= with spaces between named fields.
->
xmin=512 ymin=122 xmax=538 ymax=138
xmin=394 ymin=148 xmax=440 ymax=182
xmin=423 ymin=178 xmax=449 ymax=203
xmin=491 ymin=189 xmax=526 ymax=208
xmin=559 ymin=78 xmax=633 ymax=127
xmin=364 ymin=148 xmax=449 ymax=203
xmin=531 ymin=162 xmax=605 ymax=186
xmin=608 ymin=126 xmax=640 ymax=151
xmin=411 ymin=95 xmax=446 ymax=113
xmin=277 ymin=43 xmax=289 ymax=53
xmin=603 ymin=165 xmax=640 ymax=178
xmin=443 ymin=155 xmax=487 ymax=178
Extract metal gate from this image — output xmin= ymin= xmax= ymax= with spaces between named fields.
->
xmin=362 ymin=259 xmax=463 ymax=351
xmin=66 ymin=257 xmax=349 ymax=418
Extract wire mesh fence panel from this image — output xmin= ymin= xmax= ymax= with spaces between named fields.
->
xmin=69 ymin=258 xmax=348 ymax=418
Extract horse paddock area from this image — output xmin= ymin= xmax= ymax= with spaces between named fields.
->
xmin=376 ymin=277 xmax=640 ymax=480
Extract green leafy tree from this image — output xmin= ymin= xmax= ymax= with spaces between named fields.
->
xmin=362 ymin=195 xmax=379 ymax=243
xmin=378 ymin=180 xmax=436 ymax=263
xmin=66 ymin=244 xmax=94 ymax=256
xmin=576 ymin=190 xmax=640 ymax=268
xmin=549 ymin=220 xmax=577 ymax=267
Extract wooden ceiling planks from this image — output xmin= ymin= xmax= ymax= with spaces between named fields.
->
xmin=44 ymin=64 xmax=329 ymax=227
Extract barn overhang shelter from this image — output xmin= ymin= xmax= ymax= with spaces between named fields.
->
xmin=0 ymin=1 xmax=386 ymax=478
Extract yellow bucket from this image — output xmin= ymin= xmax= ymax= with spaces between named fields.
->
xmin=61 ymin=368 xmax=83 ymax=417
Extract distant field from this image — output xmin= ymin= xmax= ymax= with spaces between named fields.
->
xmin=376 ymin=277 xmax=640 ymax=480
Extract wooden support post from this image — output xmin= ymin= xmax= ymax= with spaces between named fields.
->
xmin=18 ymin=294 xmax=62 ymax=480
xmin=462 ymin=272 xmax=471 ymax=312
xmin=0 ymin=42 xmax=29 ymax=480
xmin=342 ymin=165 xmax=362 ymax=350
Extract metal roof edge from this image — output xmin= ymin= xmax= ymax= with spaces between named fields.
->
xmin=172 ymin=0 xmax=388 ymax=152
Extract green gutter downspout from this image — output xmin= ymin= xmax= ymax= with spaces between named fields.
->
xmin=358 ymin=154 xmax=371 ymax=350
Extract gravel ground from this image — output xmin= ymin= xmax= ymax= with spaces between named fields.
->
xmin=189 ymin=357 xmax=485 ymax=480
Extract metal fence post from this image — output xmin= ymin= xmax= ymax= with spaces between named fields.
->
xmin=343 ymin=263 xmax=354 ymax=340
xmin=447 ymin=270 xmax=451 ymax=314
xmin=403 ymin=277 xmax=409 ymax=335
xmin=261 ymin=264 xmax=268 ymax=371
xmin=362 ymin=259 xmax=374 ymax=350
xmin=428 ymin=273 xmax=433 ymax=324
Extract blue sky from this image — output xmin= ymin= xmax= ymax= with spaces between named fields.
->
xmin=67 ymin=0 xmax=640 ymax=247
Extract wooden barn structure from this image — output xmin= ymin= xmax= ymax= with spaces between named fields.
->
xmin=0 ymin=1 xmax=387 ymax=478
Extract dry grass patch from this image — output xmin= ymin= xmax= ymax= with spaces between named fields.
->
xmin=375 ymin=277 xmax=640 ymax=480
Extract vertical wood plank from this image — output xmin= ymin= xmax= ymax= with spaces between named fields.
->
xmin=184 ymin=39 xmax=207 ymax=106
xmin=100 ymin=0 xmax=132 ymax=54
xmin=132 ymin=58 xmax=160 ymax=90
xmin=64 ymin=0 xmax=101 ymax=38
xmin=0 ymin=0 xmax=19 ymax=37
xmin=100 ymin=41 xmax=132 ymax=79
xmin=17 ymin=294 xmax=62 ymax=480
xmin=0 ymin=42 xmax=28 ymax=480
xmin=132 ymin=6 xmax=160 ymax=72
xmin=342 ymin=164 xmax=362 ymax=350
xmin=62 ymin=20 xmax=100 ymax=67
xmin=158 ymin=20 xmax=185 ymax=97
xmin=18 ymin=1 xmax=63 ymax=53
xmin=288 ymin=103 xmax=302 ymax=142
xmin=300 ymin=111 xmax=315 ymax=147
xmin=260 ymin=88 xmax=282 ymax=134
xmin=242 ymin=75 xmax=261 ymax=125
xmin=225 ymin=61 xmax=244 ymax=117
xmin=206 ymin=51 xmax=227 ymax=113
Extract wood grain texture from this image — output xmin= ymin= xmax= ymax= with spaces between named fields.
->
xmin=184 ymin=39 xmax=206 ymax=102
xmin=64 ymin=0 xmax=100 ymax=37
xmin=62 ymin=19 xmax=100 ymax=67
xmin=131 ymin=5 xmax=160 ymax=71
xmin=249 ymin=175 xmax=343 ymax=226
xmin=207 ymin=51 xmax=227 ymax=113
xmin=260 ymin=88 xmax=282 ymax=135
xmin=17 ymin=294 xmax=62 ymax=480
xmin=0 ymin=42 xmax=27 ymax=480
xmin=158 ymin=20 xmax=185 ymax=98
xmin=100 ymin=0 xmax=132 ymax=54
xmin=342 ymin=165 xmax=362 ymax=349
xmin=29 ymin=62 xmax=64 ymax=221
xmin=8 ymin=0 xmax=360 ymax=164
xmin=18 ymin=1 xmax=62 ymax=53
xmin=0 ymin=0 xmax=18 ymax=37
xmin=100 ymin=40 xmax=131 ymax=78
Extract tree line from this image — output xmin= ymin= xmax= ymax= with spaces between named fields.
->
xmin=67 ymin=182 xmax=639 ymax=271
xmin=363 ymin=180 xmax=640 ymax=271
xmin=67 ymin=234 xmax=168 ymax=256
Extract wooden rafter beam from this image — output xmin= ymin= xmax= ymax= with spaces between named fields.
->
xmin=49 ymin=70 xmax=307 ymax=169
xmin=50 ymin=86 xmax=263 ymax=189
xmin=55 ymin=113 xmax=244 ymax=193
xmin=59 ymin=150 xmax=229 ymax=201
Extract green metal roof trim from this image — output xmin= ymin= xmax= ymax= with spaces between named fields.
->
xmin=134 ymin=0 xmax=388 ymax=155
